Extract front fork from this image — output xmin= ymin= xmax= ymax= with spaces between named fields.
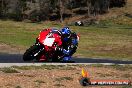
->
xmin=33 ymin=47 xmax=44 ymax=57
xmin=33 ymin=39 xmax=45 ymax=59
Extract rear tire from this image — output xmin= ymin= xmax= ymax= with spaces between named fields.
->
xmin=23 ymin=45 xmax=40 ymax=61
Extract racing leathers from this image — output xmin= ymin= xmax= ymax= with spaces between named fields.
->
xmin=55 ymin=32 xmax=79 ymax=61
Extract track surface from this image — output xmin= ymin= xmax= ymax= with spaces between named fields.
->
xmin=0 ymin=53 xmax=132 ymax=64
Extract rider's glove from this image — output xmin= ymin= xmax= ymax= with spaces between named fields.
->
xmin=55 ymin=46 xmax=63 ymax=52
xmin=55 ymin=46 xmax=71 ymax=55
xmin=63 ymin=49 xmax=71 ymax=55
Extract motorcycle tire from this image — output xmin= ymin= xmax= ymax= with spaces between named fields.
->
xmin=23 ymin=45 xmax=41 ymax=61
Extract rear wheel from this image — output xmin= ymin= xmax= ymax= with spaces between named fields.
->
xmin=23 ymin=45 xmax=41 ymax=61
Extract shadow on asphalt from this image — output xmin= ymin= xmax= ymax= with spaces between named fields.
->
xmin=0 ymin=53 xmax=132 ymax=64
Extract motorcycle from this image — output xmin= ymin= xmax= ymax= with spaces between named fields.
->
xmin=23 ymin=29 xmax=63 ymax=62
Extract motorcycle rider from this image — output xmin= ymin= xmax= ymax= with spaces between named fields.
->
xmin=39 ymin=27 xmax=79 ymax=62
xmin=55 ymin=27 xmax=79 ymax=62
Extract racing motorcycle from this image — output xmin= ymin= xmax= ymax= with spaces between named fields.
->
xmin=23 ymin=29 xmax=63 ymax=62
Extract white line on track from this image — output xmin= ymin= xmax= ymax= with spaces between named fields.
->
xmin=0 ymin=63 xmax=131 ymax=68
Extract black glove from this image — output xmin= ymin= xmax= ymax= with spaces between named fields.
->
xmin=55 ymin=46 xmax=63 ymax=52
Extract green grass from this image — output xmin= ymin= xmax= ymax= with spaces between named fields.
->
xmin=0 ymin=20 xmax=132 ymax=60
xmin=89 ymin=64 xmax=132 ymax=71
xmin=109 ymin=64 xmax=132 ymax=71
xmin=72 ymin=25 xmax=132 ymax=60
xmin=0 ymin=67 xmax=19 ymax=73
xmin=12 ymin=64 xmax=132 ymax=71
xmin=12 ymin=65 xmax=76 ymax=70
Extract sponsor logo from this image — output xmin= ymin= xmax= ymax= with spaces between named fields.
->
xmin=79 ymin=68 xmax=131 ymax=86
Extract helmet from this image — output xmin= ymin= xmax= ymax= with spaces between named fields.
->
xmin=61 ymin=27 xmax=71 ymax=37
xmin=60 ymin=27 xmax=71 ymax=42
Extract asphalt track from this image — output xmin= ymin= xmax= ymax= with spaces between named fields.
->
xmin=0 ymin=53 xmax=132 ymax=64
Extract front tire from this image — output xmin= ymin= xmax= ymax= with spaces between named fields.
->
xmin=23 ymin=45 xmax=40 ymax=61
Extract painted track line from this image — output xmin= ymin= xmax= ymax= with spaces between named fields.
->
xmin=0 ymin=63 xmax=132 ymax=68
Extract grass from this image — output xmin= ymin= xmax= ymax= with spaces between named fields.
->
xmin=122 ymin=74 xmax=131 ymax=78
xmin=90 ymin=64 xmax=104 ymax=67
xmin=54 ymin=84 xmax=65 ymax=87
xmin=18 ymin=74 xmax=35 ymax=77
xmin=12 ymin=65 xmax=76 ymax=70
xmin=11 ymin=64 xmax=132 ymax=72
xmin=109 ymin=64 xmax=132 ymax=71
xmin=15 ymin=86 xmax=22 ymax=88
xmin=71 ymin=24 xmax=132 ymax=60
xmin=34 ymin=80 xmax=45 ymax=83
xmin=34 ymin=79 xmax=45 ymax=88
xmin=0 ymin=67 xmax=19 ymax=73
xmin=119 ymin=85 xmax=132 ymax=88
xmin=89 ymin=64 xmax=132 ymax=71
xmin=12 ymin=65 xmax=47 ymax=70
xmin=55 ymin=77 xmax=73 ymax=81
xmin=0 ymin=20 xmax=132 ymax=60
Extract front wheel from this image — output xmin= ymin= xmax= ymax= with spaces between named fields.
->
xmin=23 ymin=45 xmax=41 ymax=61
